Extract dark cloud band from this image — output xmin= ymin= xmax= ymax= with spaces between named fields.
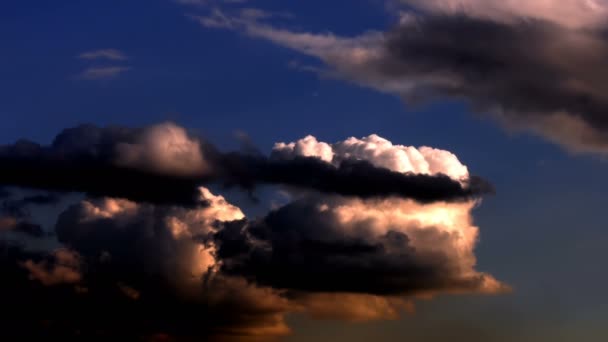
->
xmin=0 ymin=124 xmax=492 ymax=206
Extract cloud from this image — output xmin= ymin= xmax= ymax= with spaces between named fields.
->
xmin=0 ymin=123 xmax=490 ymax=206
xmin=21 ymin=248 xmax=82 ymax=286
xmin=177 ymin=0 xmax=249 ymax=6
xmin=2 ymin=194 xmax=59 ymax=218
xmin=217 ymin=197 xmax=507 ymax=296
xmin=216 ymin=134 xmax=506 ymax=299
xmin=78 ymin=66 xmax=130 ymax=80
xmin=398 ymin=0 xmax=608 ymax=29
xmin=0 ymin=192 xmax=57 ymax=237
xmin=0 ymin=123 xmax=207 ymax=206
xmin=215 ymin=135 xmax=507 ymax=297
xmin=1 ymin=127 xmax=504 ymax=340
xmin=0 ymin=185 xmax=505 ymax=340
xmin=0 ymin=188 xmax=293 ymax=341
xmin=194 ymin=2 xmax=608 ymax=155
xmin=78 ymin=49 xmax=128 ymax=61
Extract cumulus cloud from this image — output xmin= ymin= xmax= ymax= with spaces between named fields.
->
xmin=0 ymin=128 xmax=504 ymax=340
xmin=0 ymin=188 xmax=292 ymax=341
xmin=0 ymin=123 xmax=207 ymax=206
xmin=22 ymin=248 xmax=82 ymax=286
xmin=216 ymin=135 xmax=507 ymax=297
xmin=193 ymin=1 xmax=608 ymax=155
xmin=0 ymin=123 xmax=489 ymax=206
xmin=273 ymin=134 xmax=470 ymax=179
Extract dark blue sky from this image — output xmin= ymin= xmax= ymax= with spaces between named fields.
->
xmin=2 ymin=1 xmax=607 ymax=340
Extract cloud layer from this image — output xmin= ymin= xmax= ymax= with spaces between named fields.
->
xmin=0 ymin=123 xmax=505 ymax=340
xmin=0 ymin=123 xmax=490 ymax=206
xmin=193 ymin=0 xmax=608 ymax=155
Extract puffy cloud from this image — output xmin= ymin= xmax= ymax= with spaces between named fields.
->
xmin=274 ymin=135 xmax=334 ymax=163
xmin=55 ymin=187 xmax=244 ymax=292
xmin=216 ymin=135 xmax=507 ymax=297
xmin=274 ymin=134 xmax=469 ymax=180
xmin=21 ymin=249 xmax=82 ymax=286
xmin=0 ymin=123 xmax=208 ymax=206
xmin=0 ymin=132 xmax=504 ymax=340
xmin=0 ymin=188 xmax=292 ymax=341
xmin=0 ymin=123 xmax=489 ymax=205
xmin=217 ymin=195 xmax=507 ymax=296
xmin=195 ymin=1 xmax=608 ymax=155
xmin=114 ymin=123 xmax=208 ymax=177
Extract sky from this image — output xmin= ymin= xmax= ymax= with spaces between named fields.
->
xmin=1 ymin=0 xmax=608 ymax=341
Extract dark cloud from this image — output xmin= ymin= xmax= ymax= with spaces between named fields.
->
xmin=382 ymin=16 xmax=608 ymax=145
xmin=0 ymin=242 xmax=289 ymax=341
xmin=0 ymin=129 xmax=205 ymax=206
xmin=216 ymin=198 xmax=498 ymax=296
xmin=12 ymin=221 xmax=45 ymax=238
xmin=0 ymin=193 xmax=57 ymax=237
xmin=0 ymin=197 xmax=291 ymax=341
xmin=1 ymin=194 xmax=59 ymax=218
xmin=215 ymin=6 xmax=608 ymax=154
xmin=0 ymin=185 xmax=504 ymax=340
xmin=218 ymin=153 xmax=493 ymax=203
xmin=0 ymin=187 xmax=10 ymax=199
xmin=0 ymin=123 xmax=490 ymax=206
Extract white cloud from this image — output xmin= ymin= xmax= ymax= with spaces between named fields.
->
xmin=78 ymin=49 xmax=128 ymax=61
xmin=115 ymin=122 xmax=210 ymax=177
xmin=269 ymin=134 xmax=507 ymax=296
xmin=274 ymin=134 xmax=470 ymax=180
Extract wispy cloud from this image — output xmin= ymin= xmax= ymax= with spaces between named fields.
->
xmin=193 ymin=2 xmax=608 ymax=156
xmin=78 ymin=66 xmax=130 ymax=80
xmin=78 ymin=49 xmax=128 ymax=61
xmin=176 ymin=0 xmax=248 ymax=6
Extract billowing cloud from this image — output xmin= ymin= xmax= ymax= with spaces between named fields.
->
xmin=22 ymin=248 xmax=82 ymax=286
xmin=1 ymin=128 xmax=504 ymax=340
xmin=0 ymin=188 xmax=293 ymax=341
xmin=216 ymin=135 xmax=507 ymax=297
xmin=193 ymin=1 xmax=608 ymax=155
xmin=0 ymin=123 xmax=206 ymax=206
xmin=0 ymin=123 xmax=489 ymax=206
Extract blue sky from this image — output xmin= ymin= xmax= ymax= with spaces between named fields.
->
xmin=2 ymin=1 xmax=608 ymax=341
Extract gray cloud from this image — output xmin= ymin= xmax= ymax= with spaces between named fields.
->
xmin=0 ymin=123 xmax=489 ymax=206
xmin=78 ymin=49 xmax=128 ymax=61
xmin=216 ymin=195 xmax=506 ymax=296
xmin=193 ymin=2 xmax=608 ymax=155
